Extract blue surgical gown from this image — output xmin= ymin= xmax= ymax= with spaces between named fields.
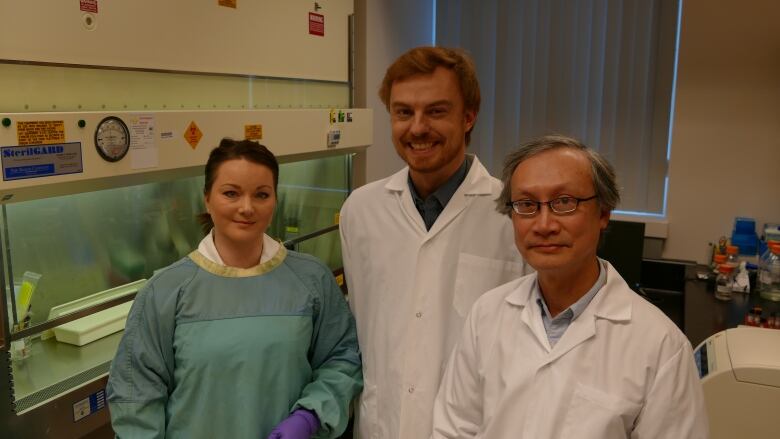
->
xmin=106 ymin=246 xmax=363 ymax=438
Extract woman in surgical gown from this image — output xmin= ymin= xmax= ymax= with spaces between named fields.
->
xmin=106 ymin=139 xmax=363 ymax=439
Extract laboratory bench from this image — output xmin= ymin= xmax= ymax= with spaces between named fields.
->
xmin=11 ymin=332 xmax=121 ymax=411
xmin=683 ymin=264 xmax=780 ymax=348
xmin=639 ymin=259 xmax=780 ymax=348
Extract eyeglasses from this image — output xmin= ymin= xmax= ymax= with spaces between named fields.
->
xmin=506 ymin=195 xmax=598 ymax=216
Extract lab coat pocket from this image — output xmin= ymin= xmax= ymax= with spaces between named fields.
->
xmin=560 ymin=384 xmax=642 ymax=439
xmin=454 ymin=253 xmax=524 ymax=317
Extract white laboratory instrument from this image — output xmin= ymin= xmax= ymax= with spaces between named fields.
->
xmin=694 ymin=326 xmax=780 ymax=438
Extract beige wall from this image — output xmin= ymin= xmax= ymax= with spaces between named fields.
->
xmin=664 ymin=0 xmax=780 ymax=263
xmin=355 ymin=0 xmax=434 ymax=183
xmin=356 ymin=0 xmax=780 ymax=264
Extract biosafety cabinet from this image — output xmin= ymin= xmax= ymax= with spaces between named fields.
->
xmin=0 ymin=1 xmax=368 ymax=437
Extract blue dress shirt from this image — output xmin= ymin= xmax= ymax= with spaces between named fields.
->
xmin=534 ymin=259 xmax=607 ymax=347
xmin=408 ymin=155 xmax=473 ymax=230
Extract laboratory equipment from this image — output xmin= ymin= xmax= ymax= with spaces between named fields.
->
xmin=94 ymin=116 xmax=131 ymax=162
xmin=597 ymin=220 xmax=645 ymax=293
xmin=715 ymin=264 xmax=734 ymax=301
xmin=759 ymin=244 xmax=780 ymax=301
xmin=725 ymin=245 xmax=740 ymax=268
xmin=764 ymin=223 xmax=780 ymax=243
xmin=731 ymin=217 xmax=758 ymax=256
xmin=1 ymin=2 xmax=363 ymax=436
xmin=743 ymin=308 xmax=760 ymax=326
xmin=14 ymin=271 xmax=40 ymax=325
xmin=0 ymin=109 xmax=371 ymax=438
xmin=711 ymin=253 xmax=727 ymax=272
xmin=694 ymin=327 xmax=780 ymax=439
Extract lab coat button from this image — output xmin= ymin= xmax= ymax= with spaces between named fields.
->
xmin=416 ymin=312 xmax=422 ymax=318
xmin=408 ymin=386 xmax=415 ymax=393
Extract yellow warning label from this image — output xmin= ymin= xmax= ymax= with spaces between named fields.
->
xmin=218 ymin=0 xmax=237 ymax=8
xmin=244 ymin=124 xmax=263 ymax=140
xmin=335 ymin=273 xmax=344 ymax=287
xmin=17 ymin=120 xmax=65 ymax=146
xmin=184 ymin=122 xmax=203 ymax=150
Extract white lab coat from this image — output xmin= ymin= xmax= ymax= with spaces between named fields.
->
xmin=432 ymin=261 xmax=709 ymax=439
xmin=340 ymin=156 xmax=527 ymax=439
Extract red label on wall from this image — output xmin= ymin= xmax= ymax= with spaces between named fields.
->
xmin=309 ymin=12 xmax=324 ymax=37
xmin=80 ymin=0 xmax=98 ymax=13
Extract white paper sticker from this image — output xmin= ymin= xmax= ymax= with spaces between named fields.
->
xmin=73 ymin=397 xmax=90 ymax=421
xmin=129 ymin=114 xmax=158 ymax=169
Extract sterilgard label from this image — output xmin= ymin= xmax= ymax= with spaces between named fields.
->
xmin=1 ymin=142 xmax=83 ymax=181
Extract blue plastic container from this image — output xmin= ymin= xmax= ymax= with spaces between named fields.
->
xmin=732 ymin=217 xmax=758 ymax=256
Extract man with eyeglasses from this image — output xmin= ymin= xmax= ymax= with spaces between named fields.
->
xmin=339 ymin=47 xmax=528 ymax=439
xmin=431 ymin=135 xmax=708 ymax=439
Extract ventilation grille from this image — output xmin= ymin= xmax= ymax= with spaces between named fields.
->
xmin=14 ymin=361 xmax=110 ymax=413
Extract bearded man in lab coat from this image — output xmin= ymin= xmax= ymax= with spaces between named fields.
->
xmin=339 ymin=47 xmax=528 ymax=439
xmin=432 ymin=135 xmax=709 ymax=439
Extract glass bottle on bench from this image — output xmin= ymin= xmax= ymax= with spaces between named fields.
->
xmin=715 ymin=264 xmax=734 ymax=301
xmin=759 ymin=244 xmax=780 ymax=301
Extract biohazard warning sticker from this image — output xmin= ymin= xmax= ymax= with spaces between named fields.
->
xmin=80 ymin=0 xmax=98 ymax=14
xmin=17 ymin=120 xmax=66 ymax=146
xmin=244 ymin=124 xmax=263 ymax=140
xmin=309 ymin=13 xmax=324 ymax=36
xmin=184 ymin=122 xmax=203 ymax=150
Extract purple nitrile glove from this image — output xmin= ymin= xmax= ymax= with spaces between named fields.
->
xmin=266 ymin=409 xmax=320 ymax=439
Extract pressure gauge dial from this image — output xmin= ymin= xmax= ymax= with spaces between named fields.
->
xmin=94 ymin=116 xmax=130 ymax=162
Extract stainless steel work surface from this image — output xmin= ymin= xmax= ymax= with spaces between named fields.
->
xmin=12 ymin=331 xmax=122 ymax=410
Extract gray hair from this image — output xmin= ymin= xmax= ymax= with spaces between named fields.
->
xmin=496 ymin=134 xmax=621 ymax=216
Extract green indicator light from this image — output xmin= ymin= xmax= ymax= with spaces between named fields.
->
xmin=1 ymin=118 xmax=10 ymax=127
xmin=78 ymin=119 xmax=86 ymax=128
